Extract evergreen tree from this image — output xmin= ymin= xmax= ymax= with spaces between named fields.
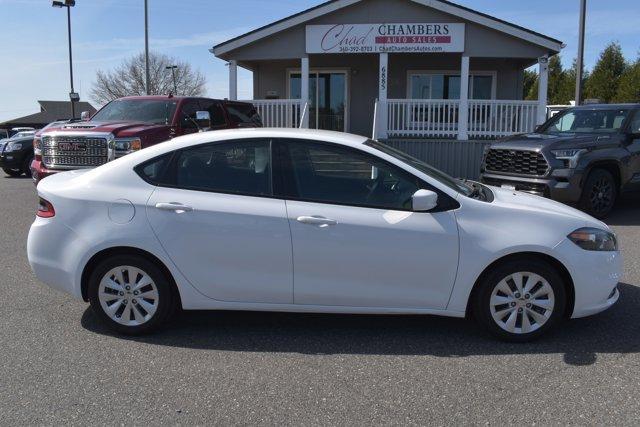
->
xmin=584 ymin=42 xmax=627 ymax=102
xmin=523 ymin=69 xmax=537 ymax=100
xmin=613 ymin=56 xmax=640 ymax=102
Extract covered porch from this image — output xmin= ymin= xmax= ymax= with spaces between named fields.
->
xmin=229 ymin=52 xmax=550 ymax=140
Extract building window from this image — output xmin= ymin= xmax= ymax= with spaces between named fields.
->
xmin=408 ymin=72 xmax=495 ymax=100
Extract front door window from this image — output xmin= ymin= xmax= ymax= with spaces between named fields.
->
xmin=290 ymin=72 xmax=347 ymax=132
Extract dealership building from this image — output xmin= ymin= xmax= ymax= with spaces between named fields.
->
xmin=211 ymin=0 xmax=563 ymax=177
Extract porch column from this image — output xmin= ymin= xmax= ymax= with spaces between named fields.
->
xmin=537 ymin=55 xmax=549 ymax=125
xmin=300 ymin=56 xmax=310 ymax=128
xmin=378 ymin=52 xmax=388 ymax=139
xmin=457 ymin=55 xmax=470 ymax=141
xmin=228 ymin=60 xmax=238 ymax=101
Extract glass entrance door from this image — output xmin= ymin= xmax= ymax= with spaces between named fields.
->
xmin=290 ymin=72 xmax=347 ymax=132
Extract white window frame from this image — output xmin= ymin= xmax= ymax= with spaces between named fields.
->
xmin=406 ymin=70 xmax=497 ymax=100
xmin=286 ymin=68 xmax=350 ymax=132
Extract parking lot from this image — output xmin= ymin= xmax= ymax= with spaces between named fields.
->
xmin=1 ymin=175 xmax=639 ymax=425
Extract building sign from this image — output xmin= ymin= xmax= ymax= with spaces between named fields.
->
xmin=306 ymin=23 xmax=465 ymax=54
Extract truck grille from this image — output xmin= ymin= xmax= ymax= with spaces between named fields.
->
xmin=484 ymin=149 xmax=549 ymax=176
xmin=41 ymin=136 xmax=109 ymax=169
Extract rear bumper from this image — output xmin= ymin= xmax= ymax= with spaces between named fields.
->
xmin=481 ymin=169 xmax=584 ymax=203
xmin=30 ymin=158 xmax=61 ymax=184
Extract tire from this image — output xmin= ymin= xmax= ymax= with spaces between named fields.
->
xmin=579 ymin=169 xmax=617 ymax=219
xmin=3 ymin=167 xmax=22 ymax=177
xmin=88 ymin=254 xmax=176 ymax=335
xmin=472 ymin=258 xmax=567 ymax=342
xmin=23 ymin=155 xmax=33 ymax=178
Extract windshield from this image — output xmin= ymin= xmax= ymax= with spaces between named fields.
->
xmin=541 ymin=108 xmax=630 ymax=135
xmin=364 ymin=139 xmax=473 ymax=196
xmin=92 ymin=99 xmax=178 ymax=124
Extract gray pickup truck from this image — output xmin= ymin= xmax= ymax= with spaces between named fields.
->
xmin=480 ymin=104 xmax=640 ymax=218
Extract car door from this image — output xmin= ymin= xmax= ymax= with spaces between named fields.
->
xmin=145 ymin=138 xmax=293 ymax=303
xmin=625 ymin=110 xmax=640 ymax=191
xmin=276 ymin=139 xmax=459 ymax=309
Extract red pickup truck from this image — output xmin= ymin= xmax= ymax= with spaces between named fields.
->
xmin=31 ymin=95 xmax=262 ymax=183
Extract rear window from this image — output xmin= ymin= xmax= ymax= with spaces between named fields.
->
xmin=225 ymin=103 xmax=262 ymax=126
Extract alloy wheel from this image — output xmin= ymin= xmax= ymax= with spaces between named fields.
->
xmin=589 ymin=176 xmax=614 ymax=215
xmin=489 ymin=272 xmax=555 ymax=334
xmin=98 ymin=266 xmax=159 ymax=326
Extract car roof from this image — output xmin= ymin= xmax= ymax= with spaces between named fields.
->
xmin=115 ymin=95 xmax=251 ymax=104
xmin=572 ymin=103 xmax=640 ymax=110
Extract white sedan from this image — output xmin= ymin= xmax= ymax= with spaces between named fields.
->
xmin=27 ymin=129 xmax=622 ymax=341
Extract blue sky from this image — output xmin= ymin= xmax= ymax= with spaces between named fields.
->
xmin=1 ymin=0 xmax=639 ymax=122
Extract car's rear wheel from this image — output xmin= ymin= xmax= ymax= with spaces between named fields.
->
xmin=88 ymin=255 xmax=175 ymax=335
xmin=472 ymin=259 xmax=566 ymax=342
xmin=579 ymin=169 xmax=617 ymax=218
xmin=3 ymin=167 xmax=22 ymax=177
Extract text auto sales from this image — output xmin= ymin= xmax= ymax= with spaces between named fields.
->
xmin=321 ymin=24 xmax=454 ymax=53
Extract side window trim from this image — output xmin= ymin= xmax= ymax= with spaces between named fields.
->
xmin=273 ymin=138 xmax=458 ymax=212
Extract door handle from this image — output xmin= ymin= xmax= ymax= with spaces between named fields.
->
xmin=296 ymin=216 xmax=338 ymax=227
xmin=155 ymin=202 xmax=194 ymax=212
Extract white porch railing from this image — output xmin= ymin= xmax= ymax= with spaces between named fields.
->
xmin=468 ymin=100 xmax=539 ymax=138
xmin=245 ymin=99 xmax=303 ymax=128
xmin=385 ymin=99 xmax=539 ymax=139
xmin=387 ymin=99 xmax=461 ymax=138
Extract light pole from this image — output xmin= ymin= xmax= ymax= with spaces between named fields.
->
xmin=165 ymin=65 xmax=178 ymax=94
xmin=52 ymin=0 xmax=77 ymax=119
xmin=575 ymin=0 xmax=587 ymax=105
xmin=144 ymin=0 xmax=150 ymax=95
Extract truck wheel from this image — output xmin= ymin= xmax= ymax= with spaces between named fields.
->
xmin=579 ymin=169 xmax=617 ymax=219
xmin=3 ymin=167 xmax=22 ymax=177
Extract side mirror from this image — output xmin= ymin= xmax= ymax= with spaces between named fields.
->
xmin=412 ymin=189 xmax=438 ymax=212
xmin=195 ymin=111 xmax=211 ymax=131
xmin=534 ymin=125 xmax=543 ymax=133
xmin=80 ymin=111 xmax=91 ymax=121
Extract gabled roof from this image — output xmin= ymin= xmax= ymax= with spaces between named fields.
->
xmin=0 ymin=100 xmax=97 ymax=127
xmin=212 ymin=0 xmax=563 ymax=57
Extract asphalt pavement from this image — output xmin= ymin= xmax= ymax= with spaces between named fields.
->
xmin=1 ymin=175 xmax=639 ymax=425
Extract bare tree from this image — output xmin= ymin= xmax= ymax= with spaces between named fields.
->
xmin=91 ymin=51 xmax=207 ymax=105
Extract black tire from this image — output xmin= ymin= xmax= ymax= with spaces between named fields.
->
xmin=88 ymin=254 xmax=176 ymax=335
xmin=23 ymin=154 xmax=33 ymax=178
xmin=472 ymin=258 xmax=567 ymax=342
xmin=579 ymin=169 xmax=617 ymax=219
xmin=3 ymin=167 xmax=22 ymax=177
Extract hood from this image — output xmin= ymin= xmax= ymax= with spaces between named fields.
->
xmin=43 ymin=120 xmax=170 ymax=137
xmin=491 ymin=132 xmax=614 ymax=152
xmin=489 ymin=185 xmax=608 ymax=230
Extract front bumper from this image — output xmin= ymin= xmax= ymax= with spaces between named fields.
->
xmin=480 ymin=168 xmax=584 ymax=203
xmin=30 ymin=158 xmax=61 ymax=184
xmin=0 ymin=152 xmax=23 ymax=170
xmin=553 ymin=238 xmax=623 ymax=318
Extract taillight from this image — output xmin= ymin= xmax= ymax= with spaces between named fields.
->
xmin=33 ymin=136 xmax=42 ymax=156
xmin=37 ymin=197 xmax=55 ymax=218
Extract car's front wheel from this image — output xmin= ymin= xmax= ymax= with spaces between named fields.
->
xmin=88 ymin=255 xmax=175 ymax=335
xmin=472 ymin=259 xmax=566 ymax=342
xmin=3 ymin=167 xmax=22 ymax=177
xmin=579 ymin=169 xmax=617 ymax=219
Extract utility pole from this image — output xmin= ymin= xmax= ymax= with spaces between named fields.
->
xmin=575 ymin=0 xmax=586 ymax=105
xmin=52 ymin=0 xmax=77 ymax=119
xmin=144 ymin=0 xmax=150 ymax=95
xmin=166 ymin=65 xmax=178 ymax=94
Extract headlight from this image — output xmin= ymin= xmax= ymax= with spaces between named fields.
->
xmin=33 ymin=136 xmax=42 ymax=155
xmin=568 ymin=227 xmax=618 ymax=251
xmin=114 ymin=138 xmax=142 ymax=153
xmin=5 ymin=142 xmax=23 ymax=152
xmin=551 ymin=149 xmax=587 ymax=168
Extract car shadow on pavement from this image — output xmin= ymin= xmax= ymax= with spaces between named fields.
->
xmin=606 ymin=195 xmax=640 ymax=226
xmin=81 ymin=282 xmax=640 ymax=366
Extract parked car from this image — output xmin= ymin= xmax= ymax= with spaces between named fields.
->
xmin=27 ymin=129 xmax=621 ymax=341
xmin=480 ymin=104 xmax=640 ymax=218
xmin=9 ymin=127 xmax=35 ymax=137
xmin=31 ymin=95 xmax=262 ymax=184
xmin=0 ymin=134 xmax=34 ymax=177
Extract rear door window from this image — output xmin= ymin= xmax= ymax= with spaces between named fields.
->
xmin=174 ymin=139 xmax=272 ymax=196
xmin=225 ymin=103 xmax=262 ymax=126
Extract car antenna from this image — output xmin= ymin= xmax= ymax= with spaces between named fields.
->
xmin=168 ymin=92 xmax=174 ymax=98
